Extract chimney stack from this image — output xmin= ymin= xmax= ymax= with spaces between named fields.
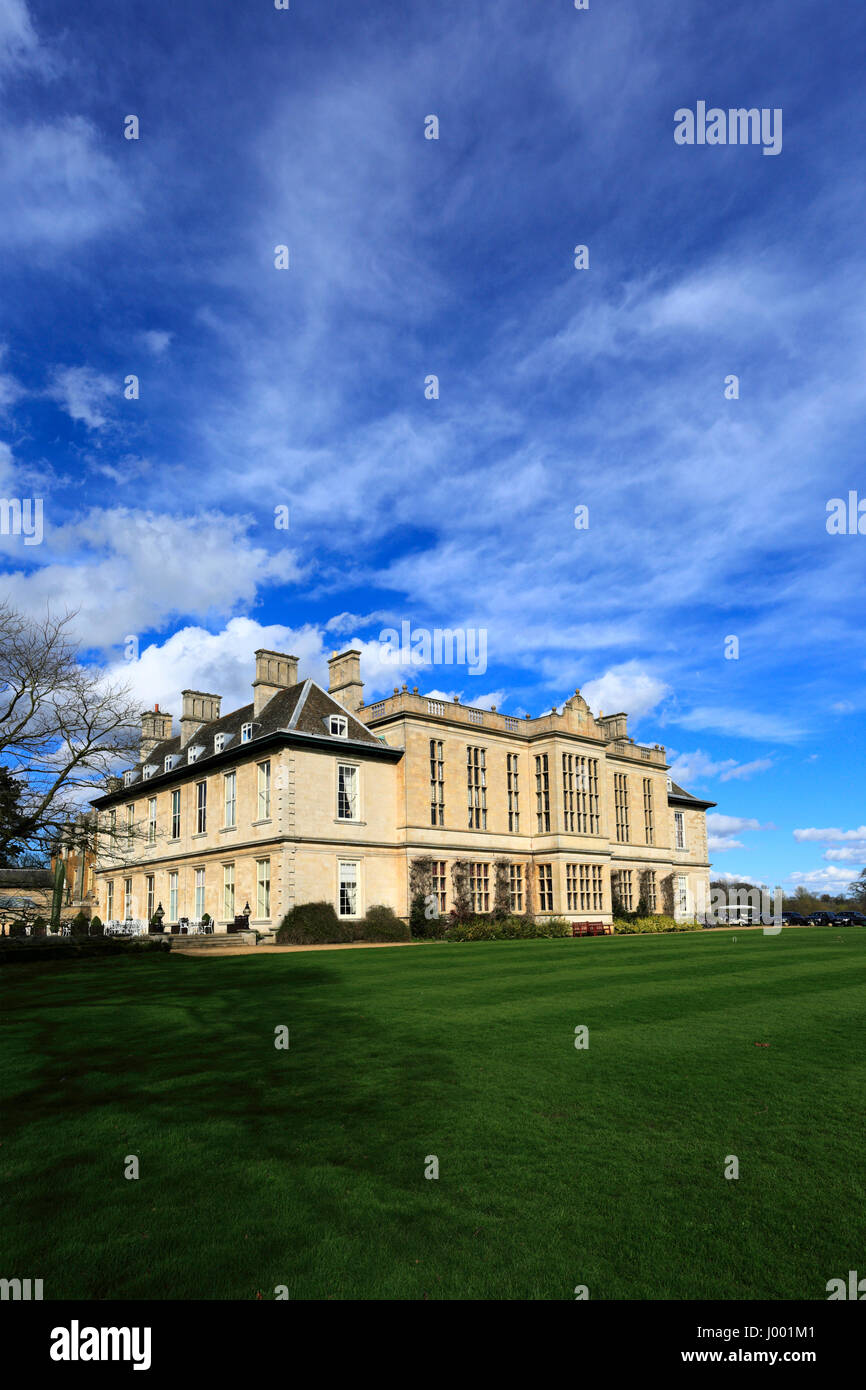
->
xmin=140 ymin=705 xmax=173 ymax=761
xmin=597 ymin=712 xmax=628 ymax=741
xmin=253 ymin=650 xmax=299 ymax=717
xmin=180 ymin=691 xmax=222 ymax=748
xmin=328 ymin=648 xmax=364 ymax=716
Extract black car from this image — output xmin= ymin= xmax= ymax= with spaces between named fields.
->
xmin=806 ymin=911 xmax=838 ymax=925
xmin=835 ymin=911 xmax=866 ymax=926
xmin=781 ymin=911 xmax=806 ymax=925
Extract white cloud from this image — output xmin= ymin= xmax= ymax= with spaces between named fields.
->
xmin=707 ymin=812 xmax=773 ymax=853
xmin=711 ymin=871 xmax=767 ymax=886
xmin=672 ymin=706 xmax=804 ymax=743
xmin=324 ymin=610 xmax=390 ymax=635
xmin=824 ymin=848 xmax=866 ymax=863
xmin=788 ymin=866 xmax=858 ymax=892
xmin=0 ymin=437 xmax=14 ymax=485
xmin=3 ymin=507 xmax=305 ymax=647
xmin=709 ymin=814 xmax=773 ymax=834
xmin=581 ymin=661 xmax=670 ymax=722
xmin=668 ymin=749 xmax=773 ymax=786
xmin=104 ymin=618 xmax=327 ymax=717
xmin=470 ymin=690 xmax=507 ymax=711
xmin=721 ymin=758 xmax=774 ymax=781
xmin=0 ymin=346 xmax=24 ymax=411
xmin=0 ymin=0 xmax=41 ymax=80
xmin=140 ymin=331 xmax=173 ymax=357
xmin=0 ymin=116 xmax=134 ymax=251
xmin=793 ymin=826 xmax=866 ymax=843
xmin=98 ymin=617 xmax=505 ymax=721
xmin=47 ymin=366 xmax=115 ymax=430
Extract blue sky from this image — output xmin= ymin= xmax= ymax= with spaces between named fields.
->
xmin=0 ymin=0 xmax=864 ymax=893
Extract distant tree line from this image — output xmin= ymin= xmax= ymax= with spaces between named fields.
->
xmin=710 ymin=875 xmax=866 ymax=914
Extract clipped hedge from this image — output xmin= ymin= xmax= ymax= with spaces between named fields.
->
xmin=447 ymin=915 xmax=571 ymax=942
xmin=613 ymin=915 xmax=697 ymax=935
xmin=0 ymin=936 xmax=171 ymax=965
xmin=354 ymin=904 xmax=410 ymax=943
xmin=275 ymin=901 xmax=350 ymax=945
xmin=276 ymin=901 xmax=411 ymax=945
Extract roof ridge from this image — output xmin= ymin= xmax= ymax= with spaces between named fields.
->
xmin=287 ymin=678 xmax=313 ymax=729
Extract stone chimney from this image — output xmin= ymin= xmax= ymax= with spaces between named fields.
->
xmin=253 ymin=650 xmax=299 ymax=717
xmin=180 ymin=691 xmax=222 ymax=747
xmin=598 ymin=712 xmax=628 ymax=741
xmin=140 ymin=705 xmax=173 ymax=761
xmin=328 ymin=648 xmax=364 ymax=716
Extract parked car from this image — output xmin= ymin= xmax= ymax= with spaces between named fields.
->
xmin=806 ymin=911 xmax=838 ymax=925
xmin=781 ymin=911 xmax=807 ymax=925
xmin=835 ymin=911 xmax=866 ymax=926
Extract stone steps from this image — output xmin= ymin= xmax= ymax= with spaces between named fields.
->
xmin=158 ymin=932 xmax=258 ymax=950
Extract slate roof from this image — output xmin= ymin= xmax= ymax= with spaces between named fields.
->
xmin=93 ymin=680 xmax=398 ymax=806
xmin=668 ymin=780 xmax=716 ymax=810
xmin=0 ymin=867 xmax=53 ymax=888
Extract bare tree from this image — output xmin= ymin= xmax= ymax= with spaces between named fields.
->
xmin=0 ymin=602 xmax=142 ymax=861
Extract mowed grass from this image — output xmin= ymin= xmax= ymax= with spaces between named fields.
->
xmin=2 ymin=928 xmax=865 ymax=1301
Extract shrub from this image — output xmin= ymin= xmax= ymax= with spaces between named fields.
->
xmin=70 ymin=911 xmax=90 ymax=937
xmin=356 ymin=904 xmax=410 ymax=943
xmin=9 ymin=920 xmax=27 ymax=938
xmin=89 ymin=915 xmax=104 ymax=936
xmin=446 ymin=915 xmax=571 ymax=942
xmin=0 ymin=936 xmax=170 ymax=965
xmin=31 ymin=915 xmax=48 ymax=937
xmin=613 ymin=915 xmax=696 ymax=935
xmin=410 ymin=892 xmax=447 ymax=939
xmin=447 ymin=917 xmax=498 ymax=942
xmin=540 ymin=917 xmax=572 ymax=937
xmin=275 ymin=901 xmax=349 ymax=945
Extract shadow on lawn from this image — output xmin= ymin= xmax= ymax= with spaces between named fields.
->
xmin=2 ymin=953 xmax=463 ymax=1296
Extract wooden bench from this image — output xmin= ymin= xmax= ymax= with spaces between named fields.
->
xmin=571 ymin=921 xmax=609 ymax=937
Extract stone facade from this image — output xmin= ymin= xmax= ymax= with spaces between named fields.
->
xmin=90 ymin=648 xmax=715 ymax=935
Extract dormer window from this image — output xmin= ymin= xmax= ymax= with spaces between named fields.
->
xmin=214 ymin=733 xmax=226 ymax=754
xmin=164 ymin=754 xmax=177 ymax=773
xmin=329 ymin=715 xmax=348 ymax=738
xmin=123 ymin=770 xmax=135 ymax=788
xmin=143 ymin=765 xmax=155 ymax=781
xmin=241 ymin=723 xmax=253 ymax=743
xmin=188 ymin=745 xmax=202 ymax=764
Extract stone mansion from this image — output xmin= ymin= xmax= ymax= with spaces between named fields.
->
xmin=90 ymin=648 xmax=715 ymax=934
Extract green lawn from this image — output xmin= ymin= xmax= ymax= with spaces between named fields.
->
xmin=2 ymin=928 xmax=864 ymax=1300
